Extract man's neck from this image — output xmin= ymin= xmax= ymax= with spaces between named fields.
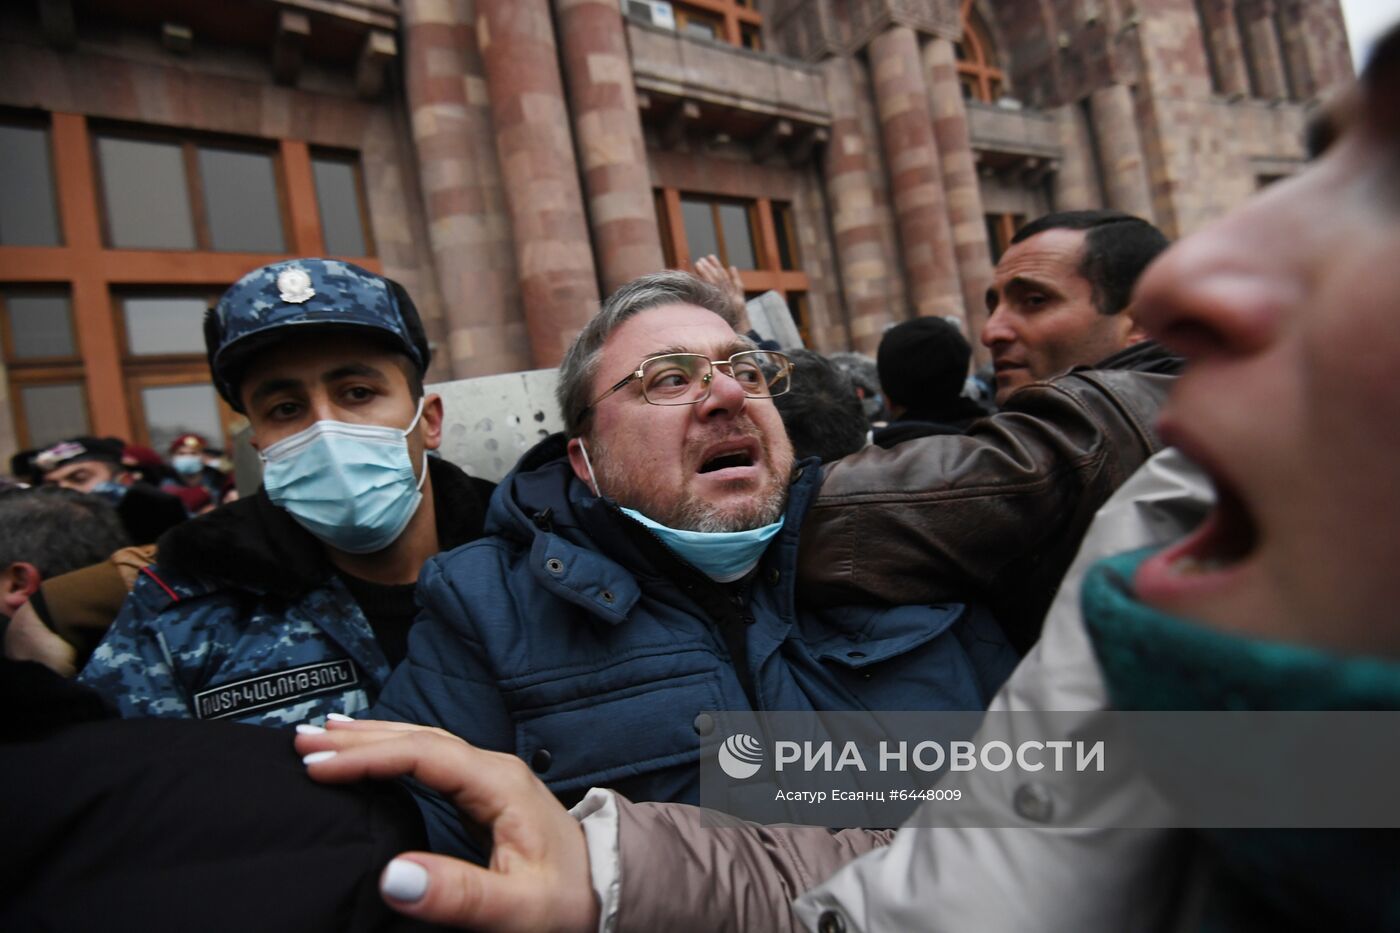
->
xmin=327 ymin=476 xmax=439 ymax=585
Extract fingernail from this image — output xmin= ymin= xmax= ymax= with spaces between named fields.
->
xmin=381 ymin=859 xmax=428 ymax=902
xmin=326 ymin=712 xmax=355 ymax=723
xmin=295 ymin=724 xmax=325 ymax=735
xmin=302 ymin=750 xmax=337 ymax=765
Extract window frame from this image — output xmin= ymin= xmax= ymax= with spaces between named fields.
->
xmin=310 ymin=146 xmax=378 ymax=259
xmin=671 ymin=0 xmax=763 ymax=49
xmin=90 ymin=124 xmax=293 ymax=254
xmin=956 ymin=2 xmax=1006 ymax=104
xmin=655 ymin=187 xmax=812 ymax=344
xmin=0 ymin=110 xmax=65 ymax=248
xmin=0 ymin=285 xmax=89 ymax=447
xmin=124 ymin=367 xmax=239 ymax=453
xmin=0 ymin=112 xmax=383 ymax=453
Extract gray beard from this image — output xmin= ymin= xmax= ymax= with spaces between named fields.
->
xmin=666 ymin=483 xmax=787 ymax=532
xmin=589 ymin=437 xmax=790 ymax=533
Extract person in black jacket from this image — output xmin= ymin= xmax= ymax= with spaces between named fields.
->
xmin=24 ymin=436 xmax=188 ymax=544
xmin=872 ymin=316 xmax=989 ymax=447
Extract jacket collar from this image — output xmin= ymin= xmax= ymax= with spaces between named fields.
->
xmin=156 ymin=456 xmax=491 ymax=599
xmin=1088 ymin=339 xmax=1184 ymax=376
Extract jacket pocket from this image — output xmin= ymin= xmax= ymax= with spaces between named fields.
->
xmin=806 ymin=603 xmax=965 ymax=667
xmin=513 ymin=662 xmax=725 ymax=794
xmin=805 ymin=603 xmax=1000 ymax=710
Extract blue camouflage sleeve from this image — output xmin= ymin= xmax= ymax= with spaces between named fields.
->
xmin=77 ymin=572 xmax=202 ymax=719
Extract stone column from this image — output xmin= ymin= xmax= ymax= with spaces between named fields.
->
xmin=477 ymin=0 xmax=600 ymax=367
xmin=868 ymin=25 xmax=963 ymax=323
xmin=922 ymin=36 xmax=992 ymax=357
xmin=1236 ymin=0 xmax=1288 ymax=100
xmin=402 ymin=0 xmax=531 ymax=376
xmin=1273 ymin=0 xmax=1319 ymax=100
xmin=555 ymin=0 xmax=665 ymax=296
xmin=1052 ymin=103 xmax=1104 ymax=210
xmin=819 ymin=56 xmax=904 ymax=353
xmin=1198 ymin=0 xmax=1251 ymax=97
xmin=1087 ymin=84 xmax=1155 ymax=222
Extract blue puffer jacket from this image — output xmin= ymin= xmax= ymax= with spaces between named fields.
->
xmin=373 ymin=436 xmax=1018 ymax=853
xmin=78 ymin=458 xmax=493 ymax=727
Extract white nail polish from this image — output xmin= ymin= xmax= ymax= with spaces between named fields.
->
xmin=302 ymin=750 xmax=337 ymax=765
xmin=381 ymin=859 xmax=429 ymax=902
xmin=295 ymin=723 xmax=325 ymax=735
xmin=326 ymin=712 xmax=355 ymax=723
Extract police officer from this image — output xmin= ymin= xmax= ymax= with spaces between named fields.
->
xmin=77 ymin=259 xmax=495 ymax=726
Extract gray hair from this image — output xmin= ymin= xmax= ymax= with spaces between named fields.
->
xmin=557 ymin=271 xmax=740 ymax=437
xmin=0 ymin=486 xmax=129 ymax=579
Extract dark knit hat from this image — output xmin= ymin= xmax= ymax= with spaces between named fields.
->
xmin=877 ymin=317 xmax=971 ymax=408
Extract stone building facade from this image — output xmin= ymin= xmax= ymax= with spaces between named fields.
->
xmin=0 ymin=0 xmax=1351 ymax=465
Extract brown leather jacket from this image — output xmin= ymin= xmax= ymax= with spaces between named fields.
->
xmin=800 ymin=342 xmax=1180 ymax=652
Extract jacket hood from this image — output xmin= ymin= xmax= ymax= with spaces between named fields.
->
xmin=157 ymin=455 xmax=493 ymax=599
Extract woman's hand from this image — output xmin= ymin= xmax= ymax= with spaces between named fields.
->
xmin=295 ymin=719 xmax=599 ymax=933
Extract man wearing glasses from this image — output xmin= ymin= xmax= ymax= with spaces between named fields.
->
xmin=368 ymin=271 xmax=1018 ymax=857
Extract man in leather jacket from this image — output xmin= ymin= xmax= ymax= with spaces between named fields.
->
xmin=803 ymin=211 xmax=1179 ymax=652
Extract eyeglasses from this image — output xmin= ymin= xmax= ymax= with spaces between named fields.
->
xmin=586 ymin=350 xmax=793 ymax=414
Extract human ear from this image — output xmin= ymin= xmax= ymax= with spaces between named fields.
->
xmin=565 ymin=437 xmax=597 ymax=494
xmin=420 ymin=394 xmax=445 ymax=451
xmin=1 ymin=562 xmax=41 ymax=616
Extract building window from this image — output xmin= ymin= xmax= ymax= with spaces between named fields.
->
xmin=0 ymin=286 xmax=90 ymax=447
xmin=95 ymin=131 xmax=287 ymax=253
xmin=772 ymin=201 xmax=800 ymax=271
xmin=681 ymin=195 xmax=757 ymax=269
xmin=0 ymin=112 xmax=383 ymax=455
xmin=0 ymin=115 xmax=62 ymax=247
xmin=119 ymin=294 xmax=210 ymax=357
xmin=655 ymin=189 xmax=811 ymax=342
xmin=312 ymin=151 xmax=375 ymax=258
xmin=671 ymin=1 xmax=763 ymax=49
xmin=677 ymin=5 xmax=723 ymax=40
xmin=131 ymin=378 xmax=228 ymax=456
xmin=956 ymin=6 xmax=1005 ymax=103
xmin=113 ymin=288 xmax=234 ymax=452
xmin=984 ymin=213 xmax=1025 ymax=264
xmin=198 ymin=145 xmax=287 ymax=253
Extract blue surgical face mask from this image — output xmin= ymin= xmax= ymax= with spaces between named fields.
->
xmin=91 ymin=480 xmax=128 ymax=505
xmin=620 ymin=507 xmax=784 ymax=582
xmin=576 ymin=438 xmax=785 ymax=582
xmin=260 ymin=399 xmax=427 ymax=555
xmin=171 ymin=454 xmax=204 ymax=476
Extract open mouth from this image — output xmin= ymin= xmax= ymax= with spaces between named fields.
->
xmin=1136 ymin=427 xmax=1262 ymax=605
xmin=1159 ymin=469 xmax=1259 ymax=575
xmin=699 ymin=449 xmax=755 ymax=474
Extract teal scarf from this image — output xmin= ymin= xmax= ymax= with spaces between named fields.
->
xmin=1081 ymin=549 xmax=1400 ymax=931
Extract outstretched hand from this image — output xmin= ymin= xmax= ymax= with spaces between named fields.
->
xmin=295 ymin=719 xmax=599 ymax=933
xmin=693 ymin=254 xmax=751 ymax=331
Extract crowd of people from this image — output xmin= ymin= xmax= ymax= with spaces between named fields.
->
xmin=3 ymin=20 xmax=1398 ymax=932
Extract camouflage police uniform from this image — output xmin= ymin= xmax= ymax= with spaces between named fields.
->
xmin=76 ymin=454 xmax=490 ymax=726
xmin=76 ymin=259 xmax=492 ymax=727
xmin=79 ymin=547 xmax=387 ymax=726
